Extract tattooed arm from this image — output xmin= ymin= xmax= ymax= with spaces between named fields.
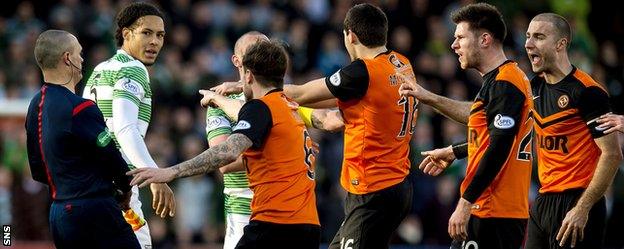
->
xmin=127 ymin=133 xmax=252 ymax=187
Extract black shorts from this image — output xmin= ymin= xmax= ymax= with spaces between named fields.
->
xmin=328 ymin=177 xmax=413 ymax=249
xmin=235 ymin=220 xmax=320 ymax=249
xmin=526 ymin=188 xmax=606 ymax=249
xmin=450 ymin=216 xmax=527 ymax=249
xmin=49 ymin=196 xmax=140 ymax=249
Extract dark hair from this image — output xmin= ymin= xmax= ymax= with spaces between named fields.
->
xmin=343 ymin=3 xmax=388 ymax=47
xmin=115 ymin=2 xmax=164 ymax=47
xmin=532 ymin=13 xmax=572 ymax=48
xmin=451 ymin=3 xmax=507 ymax=43
xmin=242 ymin=40 xmax=288 ymax=88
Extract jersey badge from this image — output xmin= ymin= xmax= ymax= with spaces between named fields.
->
xmin=233 ymin=120 xmax=251 ymax=131
xmin=494 ymin=114 xmax=515 ymax=129
xmin=558 ymin=95 xmax=569 ymax=108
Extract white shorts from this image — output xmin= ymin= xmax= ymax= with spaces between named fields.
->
xmin=130 ymin=186 xmax=152 ymax=249
xmin=223 ymin=213 xmax=251 ymax=249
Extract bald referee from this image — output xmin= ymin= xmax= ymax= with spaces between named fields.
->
xmin=25 ymin=30 xmax=140 ymax=249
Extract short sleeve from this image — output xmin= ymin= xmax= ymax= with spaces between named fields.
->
xmin=486 ymin=81 xmax=526 ymax=136
xmin=325 ymin=59 xmax=369 ymax=101
xmin=579 ymin=86 xmax=611 ymax=138
xmin=232 ymin=100 xmax=273 ymax=149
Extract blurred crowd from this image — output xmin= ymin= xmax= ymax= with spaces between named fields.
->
xmin=0 ymin=0 xmax=623 ymax=248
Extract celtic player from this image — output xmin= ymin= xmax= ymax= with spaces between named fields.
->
xmin=205 ymin=32 xmax=268 ymax=249
xmin=82 ymin=3 xmax=175 ymax=248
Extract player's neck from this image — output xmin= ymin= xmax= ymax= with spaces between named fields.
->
xmin=356 ymin=45 xmax=388 ymax=60
xmin=120 ymin=46 xmax=137 ymax=60
xmin=42 ymin=70 xmax=76 ymax=93
xmin=253 ymin=85 xmax=278 ymax=99
xmin=477 ymin=48 xmax=507 ymax=76
xmin=543 ymin=55 xmax=573 ymax=84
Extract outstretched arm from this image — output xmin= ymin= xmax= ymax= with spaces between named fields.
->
xmin=284 ymin=78 xmax=335 ymax=105
xmin=399 ymin=79 xmax=471 ymax=124
xmin=128 ymin=133 xmax=252 ymax=187
xmin=298 ymin=106 xmax=344 ymax=132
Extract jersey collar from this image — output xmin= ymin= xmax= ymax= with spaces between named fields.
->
xmin=117 ymin=49 xmax=136 ymax=60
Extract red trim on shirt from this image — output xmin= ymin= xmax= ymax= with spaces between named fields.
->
xmin=38 ymin=85 xmax=56 ymax=199
xmin=72 ymin=101 xmax=95 ymax=117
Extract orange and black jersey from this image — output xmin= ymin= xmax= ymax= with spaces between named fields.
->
xmin=232 ymin=89 xmax=319 ymax=226
xmin=462 ymin=61 xmax=533 ymax=219
xmin=531 ymin=66 xmax=611 ymax=194
xmin=325 ymin=50 xmax=417 ymax=194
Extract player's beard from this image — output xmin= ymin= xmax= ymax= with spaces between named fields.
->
xmin=243 ymin=85 xmax=253 ymax=101
xmin=464 ymin=48 xmax=482 ymax=71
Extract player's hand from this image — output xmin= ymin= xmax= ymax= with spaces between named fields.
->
xmin=199 ymin=89 xmax=218 ymax=108
xmin=127 ymin=168 xmax=176 ymax=188
xmin=597 ymin=113 xmax=624 ymax=134
xmin=448 ymin=198 xmax=471 ymax=241
xmin=150 ymin=183 xmax=176 ymax=218
xmin=556 ymin=206 xmax=589 ymax=248
xmin=419 ymin=145 xmax=455 ymax=176
xmin=210 ymin=81 xmax=243 ymax=95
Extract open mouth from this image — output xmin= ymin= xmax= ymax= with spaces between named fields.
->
xmin=528 ymin=53 xmax=541 ymax=65
xmin=455 ymin=51 xmax=463 ymax=61
xmin=145 ymin=49 xmax=158 ymax=58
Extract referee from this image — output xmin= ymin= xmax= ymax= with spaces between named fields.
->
xmin=25 ymin=30 xmax=140 ymax=249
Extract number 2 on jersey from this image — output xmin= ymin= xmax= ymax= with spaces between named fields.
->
xmin=397 ymin=96 xmax=418 ymax=137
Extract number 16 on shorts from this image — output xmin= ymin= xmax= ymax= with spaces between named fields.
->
xmin=340 ymin=237 xmax=354 ymax=249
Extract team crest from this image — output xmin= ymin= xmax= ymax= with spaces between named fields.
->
xmin=558 ymin=95 xmax=569 ymax=108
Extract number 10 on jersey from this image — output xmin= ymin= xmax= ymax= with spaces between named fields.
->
xmin=397 ymin=96 xmax=418 ymax=137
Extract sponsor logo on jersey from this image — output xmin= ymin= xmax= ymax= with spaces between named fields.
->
xmin=494 ymin=114 xmax=515 ymax=129
xmin=206 ymin=116 xmax=230 ymax=131
xmin=122 ymin=79 xmax=140 ymax=95
xmin=329 ymin=71 xmax=341 ymax=86
xmin=537 ymin=134 xmax=569 ymax=153
xmin=233 ymin=120 xmax=251 ymax=131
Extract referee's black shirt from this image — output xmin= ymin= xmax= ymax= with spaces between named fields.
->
xmin=25 ymin=83 xmax=131 ymax=201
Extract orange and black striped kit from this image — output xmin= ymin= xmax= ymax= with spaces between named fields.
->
xmin=464 ymin=61 xmax=533 ymax=219
xmin=531 ymin=67 xmax=612 ymax=194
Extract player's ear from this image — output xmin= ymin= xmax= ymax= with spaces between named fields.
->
xmin=347 ymin=30 xmax=357 ymax=44
xmin=480 ymin=32 xmax=490 ymax=48
xmin=556 ymin=37 xmax=568 ymax=51
xmin=122 ymin=28 xmax=132 ymax=42
xmin=231 ymin=54 xmax=239 ymax=68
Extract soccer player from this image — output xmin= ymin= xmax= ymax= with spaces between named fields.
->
xmin=597 ymin=113 xmax=624 ymax=133
xmin=399 ymin=4 xmax=532 ymax=249
xmin=26 ymin=30 xmax=139 ymax=248
xmin=525 ymin=13 xmax=622 ymax=249
xmin=277 ymin=3 xmax=417 ymax=248
xmin=128 ymin=40 xmax=321 ymax=248
xmin=204 ymin=31 xmax=268 ymax=249
xmin=82 ymin=3 xmax=175 ymax=248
